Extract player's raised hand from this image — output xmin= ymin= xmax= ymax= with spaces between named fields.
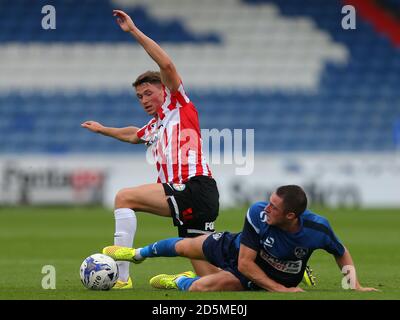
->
xmin=113 ymin=10 xmax=135 ymax=32
xmin=81 ymin=121 xmax=105 ymax=133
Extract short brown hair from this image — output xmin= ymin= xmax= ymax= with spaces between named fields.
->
xmin=132 ymin=71 xmax=161 ymax=88
xmin=276 ymin=185 xmax=307 ymax=217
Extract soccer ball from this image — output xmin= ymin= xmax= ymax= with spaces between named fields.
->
xmin=80 ymin=253 xmax=119 ymax=290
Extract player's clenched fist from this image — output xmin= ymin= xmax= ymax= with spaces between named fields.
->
xmin=113 ymin=10 xmax=135 ymax=32
xmin=81 ymin=121 xmax=105 ymax=133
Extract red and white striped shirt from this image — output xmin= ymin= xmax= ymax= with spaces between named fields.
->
xmin=137 ymin=83 xmax=212 ymax=184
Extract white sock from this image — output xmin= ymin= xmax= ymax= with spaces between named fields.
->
xmin=135 ymin=248 xmax=144 ymax=261
xmin=114 ymin=208 xmax=137 ymax=282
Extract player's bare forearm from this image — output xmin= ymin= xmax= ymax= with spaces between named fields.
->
xmin=81 ymin=121 xmax=141 ymax=144
xmin=113 ymin=9 xmax=180 ymax=91
xmin=238 ymin=244 xmax=303 ymax=292
xmin=335 ymin=247 xmax=354 ymax=270
xmin=238 ymin=260 xmax=301 ymax=293
xmin=335 ymin=248 xmax=378 ymax=292
xmin=129 ymin=27 xmax=180 ymax=90
xmin=335 ymin=248 xmax=362 ymax=288
xmin=102 ymin=126 xmax=141 ymax=144
xmin=130 ymin=27 xmax=172 ymax=70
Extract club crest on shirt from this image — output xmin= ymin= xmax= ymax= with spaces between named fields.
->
xmin=172 ymin=183 xmax=186 ymax=191
xmin=294 ymin=247 xmax=308 ymax=259
xmin=212 ymin=232 xmax=223 ymax=240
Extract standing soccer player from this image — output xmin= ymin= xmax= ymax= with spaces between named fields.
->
xmin=81 ymin=10 xmax=219 ymax=288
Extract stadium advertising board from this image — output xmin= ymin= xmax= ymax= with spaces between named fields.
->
xmin=0 ymin=154 xmax=399 ymax=208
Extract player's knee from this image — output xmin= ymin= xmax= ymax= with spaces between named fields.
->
xmin=114 ymin=188 xmax=137 ymax=209
xmin=176 ymin=238 xmax=200 ymax=258
xmin=175 ymin=239 xmax=190 ymax=257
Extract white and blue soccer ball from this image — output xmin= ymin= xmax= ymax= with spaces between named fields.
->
xmin=80 ymin=253 xmax=119 ymax=290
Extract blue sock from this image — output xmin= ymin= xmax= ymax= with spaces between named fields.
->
xmin=176 ymin=276 xmax=200 ymax=291
xmin=139 ymin=237 xmax=183 ymax=258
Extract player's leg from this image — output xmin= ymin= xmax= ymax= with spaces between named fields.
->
xmin=111 ymin=183 xmax=170 ymax=285
xmin=110 ymin=179 xmax=220 ymax=282
xmin=167 ymin=177 xmax=221 ymax=276
xmin=188 ymin=270 xmax=243 ymax=291
xmin=104 ymin=235 xmax=208 ymax=262
xmin=139 ymin=234 xmax=208 ymax=260
xmin=189 ymin=259 xmax=220 ymax=276
xmin=145 ymin=235 xmax=223 ymax=290
xmin=114 ymin=183 xmax=171 ymax=215
xmin=103 ymin=233 xmax=212 ymax=286
xmin=178 ymin=230 xmax=220 ymax=276
xmin=149 ymin=232 xmax=245 ymax=291
xmin=150 ymin=270 xmax=243 ymax=292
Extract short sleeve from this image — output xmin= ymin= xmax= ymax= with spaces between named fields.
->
xmin=136 ymin=118 xmax=157 ymax=142
xmin=170 ymin=82 xmax=190 ymax=108
xmin=239 ymin=202 xmax=267 ymax=251
xmin=322 ymin=221 xmax=346 ymax=256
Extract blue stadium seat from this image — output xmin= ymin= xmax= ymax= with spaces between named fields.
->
xmin=0 ymin=0 xmax=400 ymax=153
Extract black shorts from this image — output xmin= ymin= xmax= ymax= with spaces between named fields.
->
xmin=163 ymin=176 xmax=219 ymax=238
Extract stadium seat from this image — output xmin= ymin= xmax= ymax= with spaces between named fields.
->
xmin=0 ymin=0 xmax=399 ymax=153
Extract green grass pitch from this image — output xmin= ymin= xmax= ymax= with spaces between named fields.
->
xmin=0 ymin=205 xmax=399 ymax=300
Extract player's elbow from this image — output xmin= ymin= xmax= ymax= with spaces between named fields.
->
xmin=129 ymin=137 xmax=140 ymax=144
xmin=159 ymin=61 xmax=178 ymax=79
xmin=160 ymin=60 xmax=174 ymax=72
xmin=129 ymin=132 xmax=141 ymax=144
xmin=237 ymin=260 xmax=251 ymax=275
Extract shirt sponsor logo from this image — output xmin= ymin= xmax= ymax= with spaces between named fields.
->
xmin=260 ymin=250 xmax=302 ymax=274
xmin=262 ymin=237 xmax=275 ymax=248
xmin=260 ymin=210 xmax=267 ymax=223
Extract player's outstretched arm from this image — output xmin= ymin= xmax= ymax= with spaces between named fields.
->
xmin=81 ymin=121 xmax=143 ymax=144
xmin=113 ymin=9 xmax=181 ymax=92
xmin=335 ymin=247 xmax=379 ymax=292
xmin=238 ymin=244 xmax=304 ymax=293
